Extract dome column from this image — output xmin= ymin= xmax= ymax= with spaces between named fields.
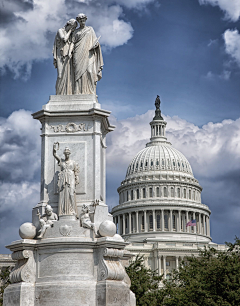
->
xmin=199 ymin=213 xmax=202 ymax=234
xmin=203 ymin=215 xmax=206 ymax=236
xmin=129 ymin=212 xmax=132 ymax=234
xmin=161 ymin=209 xmax=165 ymax=231
xmin=193 ymin=212 xmax=196 ymax=233
xmin=144 ymin=210 xmax=147 ymax=232
xmin=136 ymin=211 xmax=139 ymax=233
xmin=170 ymin=209 xmax=173 ymax=232
xmin=186 ymin=211 xmax=189 ymax=233
xmin=153 ymin=209 xmax=156 ymax=232
xmin=178 ymin=210 xmax=181 ymax=232
xmin=123 ymin=213 xmax=126 ymax=235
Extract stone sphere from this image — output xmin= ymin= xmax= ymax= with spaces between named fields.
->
xmin=99 ymin=220 xmax=116 ymax=237
xmin=19 ymin=222 xmax=36 ymax=239
xmin=112 ymin=234 xmax=123 ymax=241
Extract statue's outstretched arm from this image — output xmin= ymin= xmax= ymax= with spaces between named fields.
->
xmin=53 ymin=142 xmax=61 ymax=164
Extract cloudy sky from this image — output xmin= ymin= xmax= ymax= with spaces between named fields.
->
xmin=0 ymin=0 xmax=240 ymax=253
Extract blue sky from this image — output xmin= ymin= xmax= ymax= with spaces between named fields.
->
xmin=0 ymin=0 xmax=240 ymax=253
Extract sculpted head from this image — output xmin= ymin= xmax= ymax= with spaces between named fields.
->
xmin=45 ymin=205 xmax=53 ymax=215
xmin=82 ymin=204 xmax=89 ymax=213
xmin=65 ymin=18 xmax=77 ymax=31
xmin=64 ymin=147 xmax=71 ymax=159
xmin=76 ymin=13 xmax=87 ymax=28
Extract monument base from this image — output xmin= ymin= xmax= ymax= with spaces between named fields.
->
xmin=3 ymin=235 xmax=136 ymax=306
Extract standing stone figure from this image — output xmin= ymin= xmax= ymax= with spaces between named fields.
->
xmin=53 ymin=19 xmax=78 ymax=95
xmin=37 ymin=205 xmax=58 ymax=238
xmin=53 ymin=143 xmax=79 ymax=216
xmin=72 ymin=13 xmax=103 ymax=94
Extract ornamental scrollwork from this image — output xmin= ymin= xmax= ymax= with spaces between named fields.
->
xmin=50 ymin=122 xmax=90 ymax=133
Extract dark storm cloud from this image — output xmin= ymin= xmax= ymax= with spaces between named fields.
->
xmin=0 ymin=0 xmax=33 ymax=26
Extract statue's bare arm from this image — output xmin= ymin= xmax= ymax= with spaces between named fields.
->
xmin=53 ymin=142 xmax=61 ymax=164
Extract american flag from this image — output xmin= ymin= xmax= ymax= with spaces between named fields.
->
xmin=186 ymin=219 xmax=196 ymax=227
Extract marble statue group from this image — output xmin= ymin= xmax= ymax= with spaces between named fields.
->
xmin=53 ymin=13 xmax=103 ymax=95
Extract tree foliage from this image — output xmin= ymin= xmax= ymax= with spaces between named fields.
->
xmin=0 ymin=266 xmax=11 ymax=306
xmin=126 ymin=238 xmax=240 ymax=306
xmin=126 ymin=255 xmax=164 ymax=306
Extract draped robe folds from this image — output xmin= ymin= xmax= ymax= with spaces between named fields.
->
xmin=53 ymin=29 xmax=75 ymax=95
xmin=57 ymin=159 xmax=78 ymax=216
xmin=72 ymin=26 xmax=103 ymax=94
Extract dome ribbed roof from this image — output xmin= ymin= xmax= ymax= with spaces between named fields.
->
xmin=126 ymin=143 xmax=193 ymax=178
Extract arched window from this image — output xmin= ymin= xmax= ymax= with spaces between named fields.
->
xmin=183 ymin=189 xmax=186 ymax=199
xmin=140 ymin=161 xmax=143 ymax=168
xmin=162 ymin=159 xmax=165 ymax=167
xmin=164 ymin=187 xmax=167 ymax=197
xmin=189 ymin=190 xmax=191 ymax=199
xmin=131 ymin=216 xmax=133 ymax=232
xmin=145 ymin=161 xmax=148 ymax=167
xmin=131 ymin=190 xmax=133 ymax=200
xmin=149 ymin=187 xmax=153 ymax=197
xmin=171 ymin=187 xmax=174 ymax=197
xmin=127 ymin=191 xmax=129 ymax=201
xmin=143 ymin=188 xmax=146 ymax=198
xmin=193 ymin=190 xmax=195 ymax=200
xmin=177 ymin=188 xmax=180 ymax=198
xmin=137 ymin=189 xmax=140 ymax=199
xmin=157 ymin=215 xmax=161 ymax=230
xmin=125 ymin=217 xmax=128 ymax=229
xmin=156 ymin=160 xmax=159 ymax=166
xmin=151 ymin=160 xmax=153 ymax=166
xmin=164 ymin=214 xmax=169 ymax=230
xmin=149 ymin=215 xmax=153 ymax=231
xmin=136 ymin=163 xmax=138 ymax=170
xmin=156 ymin=187 xmax=160 ymax=197
xmin=141 ymin=215 xmax=145 ymax=231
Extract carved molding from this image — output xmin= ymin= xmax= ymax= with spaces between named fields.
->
xmin=98 ymin=248 xmax=126 ymax=282
xmin=10 ymin=250 xmax=36 ymax=283
xmin=48 ymin=122 xmax=90 ymax=133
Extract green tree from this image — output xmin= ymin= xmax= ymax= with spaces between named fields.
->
xmin=0 ymin=266 xmax=11 ymax=306
xmin=126 ymin=238 xmax=240 ymax=306
xmin=126 ymin=255 xmax=164 ymax=306
xmin=162 ymin=239 xmax=240 ymax=306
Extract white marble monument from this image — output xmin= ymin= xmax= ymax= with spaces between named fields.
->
xmin=3 ymin=13 xmax=136 ymax=306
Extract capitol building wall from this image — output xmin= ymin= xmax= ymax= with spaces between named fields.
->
xmin=112 ymin=97 xmax=227 ymax=280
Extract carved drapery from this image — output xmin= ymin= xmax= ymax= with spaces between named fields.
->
xmin=10 ymin=250 xmax=36 ymax=283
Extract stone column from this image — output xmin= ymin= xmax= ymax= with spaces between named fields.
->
xmin=144 ymin=210 xmax=147 ymax=232
xmin=163 ymin=255 xmax=166 ymax=279
xmin=161 ymin=209 xmax=165 ymax=231
xmin=123 ymin=213 xmax=125 ymax=235
xmin=186 ymin=211 xmax=189 ymax=233
xmin=178 ymin=210 xmax=181 ymax=232
xmin=193 ymin=212 xmax=196 ymax=233
xmin=129 ymin=212 xmax=132 ymax=234
xmin=203 ymin=215 xmax=206 ymax=236
xmin=136 ymin=211 xmax=139 ymax=233
xmin=158 ymin=254 xmax=162 ymax=276
xmin=170 ymin=209 xmax=173 ymax=232
xmin=176 ymin=256 xmax=179 ymax=270
xmin=207 ymin=216 xmax=210 ymax=236
xmin=153 ymin=209 xmax=156 ymax=232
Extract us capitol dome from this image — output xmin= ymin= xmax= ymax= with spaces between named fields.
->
xmin=112 ymin=96 xmax=226 ymax=280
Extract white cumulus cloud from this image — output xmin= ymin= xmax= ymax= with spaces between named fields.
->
xmin=0 ymin=0 xmax=155 ymax=79
xmin=199 ymin=0 xmax=240 ymax=22
xmin=223 ymin=29 xmax=240 ymax=67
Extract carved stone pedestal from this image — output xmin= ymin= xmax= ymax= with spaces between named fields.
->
xmin=4 ymin=237 xmax=135 ymax=306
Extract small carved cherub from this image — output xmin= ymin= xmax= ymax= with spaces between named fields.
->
xmin=80 ymin=201 xmax=99 ymax=235
xmin=37 ymin=205 xmax=58 ymax=238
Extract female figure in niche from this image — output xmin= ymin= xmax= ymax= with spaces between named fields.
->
xmin=53 ymin=19 xmax=78 ymax=95
xmin=72 ymin=13 xmax=103 ymax=94
xmin=53 ymin=143 xmax=79 ymax=216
